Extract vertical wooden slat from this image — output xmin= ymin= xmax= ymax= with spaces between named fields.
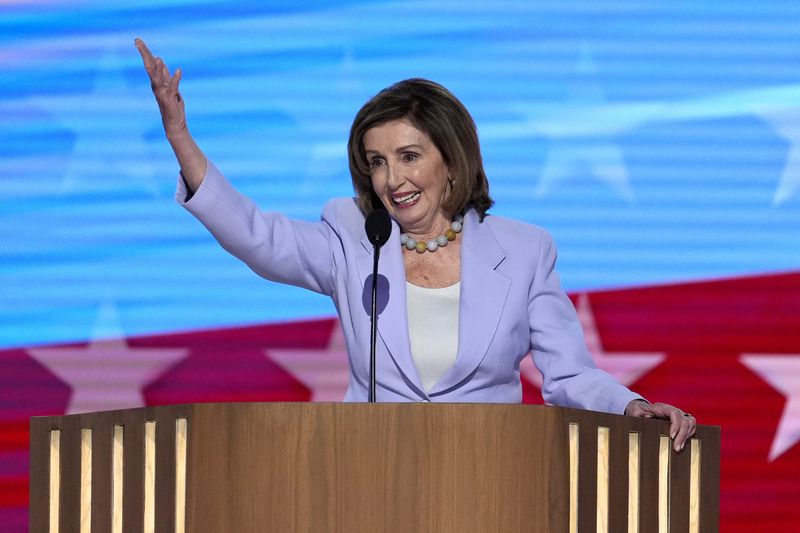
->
xmin=111 ymin=425 xmax=124 ymax=533
xmin=569 ymin=423 xmax=579 ymax=533
xmin=689 ymin=439 xmax=701 ymax=533
xmin=596 ymin=427 xmax=610 ymax=533
xmin=154 ymin=412 xmax=175 ymax=533
xmin=59 ymin=416 xmax=81 ymax=532
xmin=698 ymin=429 xmax=720 ymax=533
xmin=80 ymin=428 xmax=92 ymax=533
xmin=658 ymin=436 xmax=671 ymax=533
xmin=578 ymin=420 xmax=599 ymax=532
xmin=89 ymin=416 xmax=112 ymax=532
xmin=49 ymin=430 xmax=61 ymax=533
xmin=638 ymin=428 xmax=660 ymax=533
xmin=669 ymin=438 xmax=690 ymax=533
xmin=175 ymin=418 xmax=188 ymax=533
xmin=627 ymin=433 xmax=640 ymax=533
xmin=122 ymin=411 xmax=145 ymax=533
xmin=606 ymin=425 xmax=629 ymax=533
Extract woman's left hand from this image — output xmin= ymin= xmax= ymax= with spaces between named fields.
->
xmin=625 ymin=399 xmax=696 ymax=452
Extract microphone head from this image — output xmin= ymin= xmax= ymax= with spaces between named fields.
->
xmin=365 ymin=209 xmax=392 ymax=248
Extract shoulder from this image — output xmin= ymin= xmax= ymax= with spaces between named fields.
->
xmin=319 ymin=197 xmax=369 ymax=244
xmin=477 ymin=211 xmax=554 ymax=251
xmin=321 ymin=197 xmax=364 ymax=224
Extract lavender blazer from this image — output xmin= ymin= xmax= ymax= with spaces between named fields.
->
xmin=179 ymin=161 xmax=641 ymax=414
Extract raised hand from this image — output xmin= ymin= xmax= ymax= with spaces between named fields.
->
xmin=134 ymin=38 xmax=206 ymax=190
xmin=135 ymin=38 xmax=187 ymax=140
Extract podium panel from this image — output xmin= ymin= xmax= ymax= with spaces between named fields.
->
xmin=30 ymin=403 xmax=719 ymax=532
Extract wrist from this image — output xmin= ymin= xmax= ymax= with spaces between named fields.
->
xmin=625 ymin=398 xmax=648 ymax=416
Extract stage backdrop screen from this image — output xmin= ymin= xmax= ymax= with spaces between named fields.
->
xmin=1 ymin=1 xmax=799 ymax=531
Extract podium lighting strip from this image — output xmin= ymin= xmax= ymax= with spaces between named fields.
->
xmin=80 ymin=428 xmax=92 ymax=533
xmin=658 ymin=436 xmax=671 ymax=533
xmin=49 ymin=429 xmax=60 ymax=533
xmin=596 ymin=426 xmax=610 ymax=533
xmin=144 ymin=421 xmax=157 ymax=533
xmin=628 ymin=432 xmax=640 ymax=533
xmin=689 ymin=439 xmax=701 ymax=533
xmin=112 ymin=425 xmax=124 ymax=533
xmin=568 ymin=423 xmax=578 ymax=533
xmin=175 ymin=418 xmax=188 ymax=533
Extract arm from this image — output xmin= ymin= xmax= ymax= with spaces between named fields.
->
xmin=529 ymin=231 xmax=696 ymax=451
xmin=135 ymin=38 xmax=205 ymax=190
xmin=136 ymin=39 xmax=335 ymax=295
xmin=528 ymin=231 xmax=641 ymax=415
xmin=179 ymin=160 xmax=336 ymax=295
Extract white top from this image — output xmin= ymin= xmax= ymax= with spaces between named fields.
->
xmin=406 ymin=281 xmax=460 ymax=393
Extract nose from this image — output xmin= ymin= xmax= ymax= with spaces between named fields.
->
xmin=386 ymin=161 xmax=405 ymax=189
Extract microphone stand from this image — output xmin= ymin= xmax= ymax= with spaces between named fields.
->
xmin=364 ymin=208 xmax=391 ymax=403
xmin=369 ymin=244 xmax=380 ymax=403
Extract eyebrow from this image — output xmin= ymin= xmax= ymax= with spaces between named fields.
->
xmin=365 ymin=144 xmax=424 ymax=155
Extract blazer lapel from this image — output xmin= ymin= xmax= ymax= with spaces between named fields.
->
xmin=430 ymin=210 xmax=511 ymax=396
xmin=356 ymin=222 xmax=425 ymax=396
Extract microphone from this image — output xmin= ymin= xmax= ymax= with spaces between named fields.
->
xmin=364 ymin=209 xmax=392 ymax=402
xmin=365 ymin=209 xmax=392 ymax=247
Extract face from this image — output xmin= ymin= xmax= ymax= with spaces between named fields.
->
xmin=363 ymin=119 xmax=451 ymax=237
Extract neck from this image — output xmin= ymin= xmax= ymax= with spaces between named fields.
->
xmin=403 ymin=215 xmax=452 ymax=241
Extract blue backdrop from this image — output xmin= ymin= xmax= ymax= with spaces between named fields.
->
xmin=2 ymin=0 xmax=800 ymax=348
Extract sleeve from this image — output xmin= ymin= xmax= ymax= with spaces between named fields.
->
xmin=528 ymin=231 xmax=642 ymax=415
xmin=176 ymin=160 xmax=336 ymax=296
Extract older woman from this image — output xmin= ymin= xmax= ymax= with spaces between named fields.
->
xmin=135 ymin=39 xmax=696 ymax=451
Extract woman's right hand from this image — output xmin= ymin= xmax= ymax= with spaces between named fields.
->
xmin=134 ymin=38 xmax=206 ymax=191
xmin=135 ymin=38 xmax=187 ymax=140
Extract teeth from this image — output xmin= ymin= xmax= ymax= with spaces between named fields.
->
xmin=394 ymin=192 xmax=419 ymax=204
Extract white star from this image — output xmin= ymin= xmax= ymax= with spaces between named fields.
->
xmin=740 ymin=354 xmax=800 ymax=461
xmin=28 ymin=46 xmax=161 ymax=196
xmin=759 ymin=110 xmax=800 ymax=205
xmin=521 ymin=293 xmax=665 ymax=391
xmin=576 ymin=293 xmax=666 ymax=385
xmin=503 ymin=46 xmax=636 ymax=202
xmin=267 ymin=321 xmax=350 ymax=401
xmin=27 ymin=300 xmax=187 ymax=414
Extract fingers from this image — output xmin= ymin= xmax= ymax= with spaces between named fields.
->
xmin=167 ymin=68 xmax=182 ymax=96
xmin=135 ymin=39 xmax=178 ymax=94
xmin=158 ymin=56 xmax=170 ymax=83
xmin=628 ymin=401 xmax=697 ymax=452
xmin=653 ymin=403 xmax=696 ymax=452
xmin=134 ymin=38 xmax=156 ymax=74
xmin=672 ymin=415 xmax=696 ymax=452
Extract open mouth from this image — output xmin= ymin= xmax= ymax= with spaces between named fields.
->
xmin=392 ymin=191 xmax=420 ymax=206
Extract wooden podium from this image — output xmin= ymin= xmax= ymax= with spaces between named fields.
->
xmin=30 ymin=403 xmax=719 ymax=532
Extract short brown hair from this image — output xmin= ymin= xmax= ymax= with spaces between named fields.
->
xmin=348 ymin=78 xmax=493 ymax=220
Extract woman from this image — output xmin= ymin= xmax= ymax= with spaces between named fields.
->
xmin=135 ymin=39 xmax=696 ymax=451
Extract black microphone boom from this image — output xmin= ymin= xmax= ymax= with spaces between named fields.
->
xmin=364 ymin=209 xmax=391 ymax=402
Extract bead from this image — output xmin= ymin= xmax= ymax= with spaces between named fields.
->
xmin=399 ymin=215 xmax=463 ymax=253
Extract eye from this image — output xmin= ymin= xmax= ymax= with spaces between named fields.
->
xmin=401 ymin=152 xmax=419 ymax=163
xmin=368 ymin=156 xmax=386 ymax=169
